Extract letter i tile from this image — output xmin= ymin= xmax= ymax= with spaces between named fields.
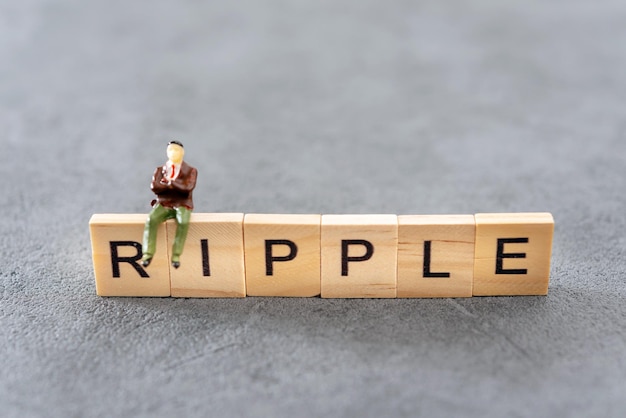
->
xmin=168 ymin=213 xmax=246 ymax=297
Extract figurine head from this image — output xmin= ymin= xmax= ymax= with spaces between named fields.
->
xmin=167 ymin=141 xmax=184 ymax=164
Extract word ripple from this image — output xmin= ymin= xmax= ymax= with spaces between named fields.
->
xmin=89 ymin=213 xmax=554 ymax=298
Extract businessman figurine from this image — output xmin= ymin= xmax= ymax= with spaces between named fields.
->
xmin=141 ymin=141 xmax=197 ymax=269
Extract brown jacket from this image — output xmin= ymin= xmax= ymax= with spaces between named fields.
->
xmin=150 ymin=161 xmax=197 ymax=210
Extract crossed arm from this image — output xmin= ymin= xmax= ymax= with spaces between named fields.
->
xmin=150 ymin=167 xmax=197 ymax=194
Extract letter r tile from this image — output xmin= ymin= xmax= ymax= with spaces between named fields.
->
xmin=89 ymin=214 xmax=170 ymax=297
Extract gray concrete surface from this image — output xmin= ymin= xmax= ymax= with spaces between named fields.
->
xmin=1 ymin=0 xmax=625 ymax=417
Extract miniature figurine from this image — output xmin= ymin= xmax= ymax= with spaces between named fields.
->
xmin=141 ymin=141 xmax=197 ymax=268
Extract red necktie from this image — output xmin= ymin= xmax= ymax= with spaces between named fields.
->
xmin=171 ymin=164 xmax=176 ymax=179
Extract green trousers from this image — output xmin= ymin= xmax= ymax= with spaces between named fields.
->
xmin=142 ymin=204 xmax=191 ymax=260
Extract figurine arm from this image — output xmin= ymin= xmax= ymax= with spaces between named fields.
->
xmin=150 ymin=167 xmax=168 ymax=193
xmin=170 ymin=168 xmax=197 ymax=192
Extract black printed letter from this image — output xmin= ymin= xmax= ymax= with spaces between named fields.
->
xmin=265 ymin=240 xmax=298 ymax=276
xmin=423 ymin=241 xmax=450 ymax=278
xmin=341 ymin=239 xmax=374 ymax=276
xmin=110 ymin=241 xmax=149 ymax=278
xmin=496 ymin=238 xmax=529 ymax=275
xmin=201 ymin=239 xmax=210 ymax=276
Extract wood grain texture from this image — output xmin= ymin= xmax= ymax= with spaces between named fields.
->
xmin=473 ymin=213 xmax=554 ymax=296
xmin=397 ymin=215 xmax=475 ymax=298
xmin=89 ymin=214 xmax=170 ymax=297
xmin=321 ymin=215 xmax=398 ymax=298
xmin=90 ymin=212 xmax=555 ymax=298
xmin=244 ymin=214 xmax=321 ymax=297
xmin=168 ymin=213 xmax=246 ymax=297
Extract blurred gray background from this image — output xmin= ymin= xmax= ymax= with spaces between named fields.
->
xmin=1 ymin=0 xmax=625 ymax=417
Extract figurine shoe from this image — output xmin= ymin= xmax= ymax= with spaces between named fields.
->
xmin=141 ymin=254 xmax=153 ymax=267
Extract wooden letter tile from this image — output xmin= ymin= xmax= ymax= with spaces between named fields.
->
xmin=321 ymin=215 xmax=398 ymax=298
xmin=244 ymin=214 xmax=321 ymax=297
xmin=473 ymin=213 xmax=554 ymax=296
xmin=168 ymin=213 xmax=246 ymax=297
xmin=397 ymin=215 xmax=475 ymax=298
xmin=89 ymin=214 xmax=170 ymax=297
